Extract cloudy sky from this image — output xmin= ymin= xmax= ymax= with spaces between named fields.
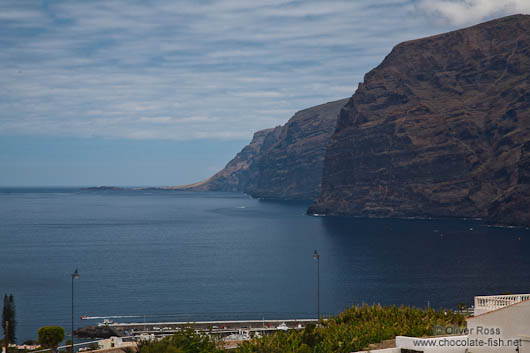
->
xmin=1 ymin=0 xmax=529 ymax=186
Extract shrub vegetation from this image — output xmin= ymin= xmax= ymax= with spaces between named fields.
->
xmin=138 ymin=328 xmax=222 ymax=353
xmin=37 ymin=326 xmax=65 ymax=352
xmin=138 ymin=305 xmax=465 ymax=353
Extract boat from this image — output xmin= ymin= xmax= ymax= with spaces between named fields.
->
xmin=97 ymin=319 xmax=117 ymax=327
xmin=277 ymin=322 xmax=288 ymax=331
xmin=223 ymin=330 xmax=251 ymax=341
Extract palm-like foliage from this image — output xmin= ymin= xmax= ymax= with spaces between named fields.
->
xmin=138 ymin=306 xmax=465 ymax=353
xmin=235 ymin=305 xmax=465 ymax=353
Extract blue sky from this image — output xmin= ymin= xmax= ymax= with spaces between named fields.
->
xmin=1 ymin=0 xmax=528 ymax=186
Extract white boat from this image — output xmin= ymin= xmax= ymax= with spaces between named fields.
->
xmin=224 ymin=330 xmax=251 ymax=341
xmin=277 ymin=322 xmax=288 ymax=331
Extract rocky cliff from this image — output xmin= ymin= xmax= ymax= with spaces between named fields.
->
xmin=180 ymin=126 xmax=283 ymax=193
xmin=309 ymin=15 xmax=530 ymax=226
xmin=179 ymin=98 xmax=348 ymax=199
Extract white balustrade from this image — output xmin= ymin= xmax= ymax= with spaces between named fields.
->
xmin=474 ymin=294 xmax=530 ymax=316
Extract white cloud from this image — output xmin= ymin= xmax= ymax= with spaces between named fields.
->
xmin=0 ymin=9 xmax=43 ymax=21
xmin=140 ymin=117 xmax=173 ymax=123
xmin=418 ymin=0 xmax=530 ymax=26
xmin=0 ymin=0 xmax=465 ymax=141
xmin=236 ymin=91 xmax=283 ymax=98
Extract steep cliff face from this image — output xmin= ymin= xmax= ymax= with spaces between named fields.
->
xmin=182 ymin=127 xmax=283 ymax=192
xmin=180 ymin=98 xmax=348 ymax=199
xmin=310 ymin=15 xmax=530 ymax=226
xmin=245 ymin=99 xmax=350 ymax=199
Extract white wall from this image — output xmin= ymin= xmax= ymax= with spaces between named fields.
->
xmin=98 ymin=337 xmax=136 ymax=350
xmin=467 ymin=299 xmax=530 ymax=353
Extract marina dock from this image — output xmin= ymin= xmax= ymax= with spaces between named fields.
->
xmin=77 ymin=318 xmax=320 ymax=339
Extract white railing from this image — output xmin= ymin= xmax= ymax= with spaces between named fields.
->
xmin=474 ymin=294 xmax=530 ymax=316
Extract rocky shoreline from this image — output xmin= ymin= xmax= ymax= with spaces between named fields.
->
xmin=75 ymin=326 xmax=125 ymax=339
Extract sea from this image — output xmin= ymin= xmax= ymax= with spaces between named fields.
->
xmin=1 ymin=187 xmax=529 ymax=342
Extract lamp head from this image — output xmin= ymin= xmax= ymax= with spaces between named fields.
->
xmin=73 ymin=269 xmax=80 ymax=279
xmin=313 ymin=250 xmax=319 ymax=260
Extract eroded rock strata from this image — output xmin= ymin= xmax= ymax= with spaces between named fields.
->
xmin=309 ymin=15 xmax=530 ymax=226
xmin=177 ymin=99 xmax=349 ymax=200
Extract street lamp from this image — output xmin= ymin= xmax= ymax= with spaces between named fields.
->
xmin=312 ymin=250 xmax=320 ymax=322
xmin=71 ymin=269 xmax=80 ymax=353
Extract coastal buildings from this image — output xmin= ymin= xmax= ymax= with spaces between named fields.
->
xmin=95 ymin=337 xmax=137 ymax=351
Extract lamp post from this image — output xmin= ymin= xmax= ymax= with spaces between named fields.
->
xmin=4 ymin=321 xmax=8 ymax=353
xmin=71 ymin=269 xmax=80 ymax=353
xmin=312 ymin=250 xmax=320 ymax=322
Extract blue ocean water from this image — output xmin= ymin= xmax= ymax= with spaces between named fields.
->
xmin=1 ymin=188 xmax=529 ymax=342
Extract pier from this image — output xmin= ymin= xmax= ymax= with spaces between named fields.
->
xmin=76 ymin=318 xmax=320 ymax=339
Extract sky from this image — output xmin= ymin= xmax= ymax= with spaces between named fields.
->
xmin=1 ymin=0 xmax=529 ymax=186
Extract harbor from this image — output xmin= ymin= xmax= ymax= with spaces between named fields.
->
xmin=75 ymin=318 xmax=319 ymax=339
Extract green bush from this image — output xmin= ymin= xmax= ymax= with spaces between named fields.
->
xmin=138 ymin=328 xmax=222 ymax=353
xmin=38 ymin=326 xmax=65 ymax=351
xmin=138 ymin=306 xmax=465 ymax=353
xmin=236 ymin=305 xmax=465 ymax=353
